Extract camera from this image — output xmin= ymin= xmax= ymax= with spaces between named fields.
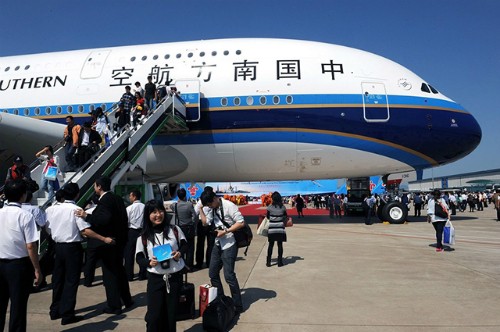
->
xmin=160 ymin=260 xmax=170 ymax=269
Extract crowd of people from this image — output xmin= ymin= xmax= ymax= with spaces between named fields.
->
xmin=0 ymin=176 xmax=253 ymax=331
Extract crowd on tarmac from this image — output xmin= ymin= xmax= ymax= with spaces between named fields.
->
xmin=0 ymin=175 xmax=255 ymax=331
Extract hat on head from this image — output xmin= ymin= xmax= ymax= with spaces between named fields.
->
xmin=14 ymin=155 xmax=23 ymax=163
xmin=83 ymin=121 xmax=92 ymax=128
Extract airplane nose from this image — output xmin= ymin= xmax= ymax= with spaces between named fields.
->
xmin=434 ymin=109 xmax=482 ymax=165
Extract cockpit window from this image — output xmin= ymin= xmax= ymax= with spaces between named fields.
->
xmin=421 ymin=83 xmax=430 ymax=93
xmin=428 ymin=84 xmax=439 ymax=94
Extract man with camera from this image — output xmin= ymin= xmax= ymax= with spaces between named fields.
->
xmin=200 ymin=191 xmax=245 ymax=314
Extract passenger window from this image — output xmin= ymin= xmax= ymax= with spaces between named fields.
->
xmin=67 ymin=105 xmax=73 ymax=114
xmin=176 ymin=53 xmax=181 ymax=59
xmin=212 ymin=51 xmax=217 ymax=56
xmin=234 ymin=97 xmax=241 ymax=106
xmin=24 ymin=108 xmax=30 ymax=116
xmin=188 ymin=53 xmax=193 ymax=58
xmin=259 ymin=96 xmax=267 ymax=105
xmin=46 ymin=107 xmax=51 ymax=115
xmin=164 ymin=54 xmax=170 ymax=59
xmin=78 ymin=105 xmax=84 ymax=113
xmin=34 ymin=108 xmax=40 ymax=115
xmin=142 ymin=56 xmax=147 ymax=61
xmin=420 ymin=83 xmax=430 ymax=93
xmin=223 ymin=51 xmax=229 ymax=56
xmin=56 ymin=106 xmax=62 ymax=114
xmin=130 ymin=57 xmax=136 ymax=62
xmin=25 ymin=65 xmax=30 ymax=70
xmin=221 ymin=97 xmax=228 ymax=106
xmin=273 ymin=96 xmax=280 ymax=105
xmin=14 ymin=109 xmax=19 ymax=115
xmin=153 ymin=55 xmax=158 ymax=60
xmin=286 ymin=95 xmax=293 ymax=104
xmin=236 ymin=50 xmax=242 ymax=55
xmin=200 ymin=52 xmax=205 ymax=57
xmin=246 ymin=96 xmax=254 ymax=106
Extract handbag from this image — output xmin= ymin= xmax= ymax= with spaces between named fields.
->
xmin=286 ymin=217 xmax=293 ymax=227
xmin=257 ymin=217 xmax=270 ymax=236
xmin=434 ymin=200 xmax=449 ymax=218
xmin=443 ymin=220 xmax=455 ymax=245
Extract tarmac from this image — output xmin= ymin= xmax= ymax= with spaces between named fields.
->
xmin=9 ymin=206 xmax=500 ymax=331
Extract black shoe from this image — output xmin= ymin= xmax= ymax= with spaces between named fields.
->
xmin=61 ymin=315 xmax=84 ymax=325
xmin=235 ymin=306 xmax=244 ymax=314
xmin=103 ymin=307 xmax=122 ymax=315
xmin=124 ymin=300 xmax=134 ymax=309
xmin=138 ymin=276 xmax=147 ymax=281
xmin=50 ymin=313 xmax=61 ymax=321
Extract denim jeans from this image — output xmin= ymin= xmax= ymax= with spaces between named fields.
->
xmin=208 ymin=243 xmax=242 ymax=310
xmin=40 ymin=174 xmax=59 ymax=198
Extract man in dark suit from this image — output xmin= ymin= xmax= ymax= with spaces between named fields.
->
xmin=76 ymin=176 xmax=132 ymax=314
xmin=77 ymin=121 xmax=102 ymax=167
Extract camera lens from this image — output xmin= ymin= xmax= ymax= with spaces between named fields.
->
xmin=160 ymin=260 xmax=170 ymax=269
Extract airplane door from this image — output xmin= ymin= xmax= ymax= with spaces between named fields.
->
xmin=174 ymin=79 xmax=201 ymax=122
xmin=80 ymin=50 xmax=111 ymax=79
xmin=361 ymin=82 xmax=390 ymax=122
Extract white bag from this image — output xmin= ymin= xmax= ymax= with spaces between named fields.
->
xmin=257 ymin=217 xmax=270 ymax=236
xmin=443 ymin=220 xmax=455 ymax=245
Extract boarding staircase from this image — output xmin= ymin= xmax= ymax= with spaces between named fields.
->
xmin=30 ymin=93 xmax=189 ymax=209
xmin=13 ymin=94 xmax=188 ymax=258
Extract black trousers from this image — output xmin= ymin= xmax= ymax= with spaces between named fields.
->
xmin=50 ymin=243 xmax=83 ymax=319
xmin=145 ymin=272 xmax=182 ymax=332
xmin=432 ymin=221 xmax=446 ymax=249
xmin=124 ymin=228 xmax=146 ymax=280
xmin=179 ymin=226 xmax=195 ymax=268
xmin=195 ymin=222 xmax=214 ymax=268
xmin=83 ymin=245 xmax=98 ymax=286
xmin=0 ymin=257 xmax=34 ymax=332
xmin=87 ymin=244 xmax=132 ymax=310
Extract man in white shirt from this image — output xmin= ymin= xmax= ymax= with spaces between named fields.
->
xmin=0 ymin=180 xmax=42 ymax=332
xmin=200 ymin=191 xmax=245 ymax=314
xmin=194 ymin=187 xmax=215 ymax=269
xmin=125 ymin=190 xmax=146 ymax=281
xmin=45 ymin=183 xmax=114 ymax=325
xmin=21 ymin=191 xmax=47 ymax=227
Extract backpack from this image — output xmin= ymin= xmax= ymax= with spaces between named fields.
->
xmin=214 ymin=201 xmax=253 ymax=256
xmin=202 ymin=295 xmax=235 ymax=332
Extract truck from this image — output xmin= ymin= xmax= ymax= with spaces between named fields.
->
xmin=345 ymin=177 xmax=372 ymax=214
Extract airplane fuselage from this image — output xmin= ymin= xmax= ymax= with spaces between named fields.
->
xmin=0 ymin=38 xmax=482 ymax=183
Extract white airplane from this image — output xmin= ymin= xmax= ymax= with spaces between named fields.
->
xmin=0 ymin=38 xmax=481 ymax=221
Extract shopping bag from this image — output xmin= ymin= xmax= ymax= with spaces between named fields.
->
xmin=443 ymin=220 xmax=455 ymax=245
xmin=199 ymin=284 xmax=218 ymax=317
xmin=257 ymin=217 xmax=270 ymax=236
xmin=43 ymin=166 xmax=58 ymax=181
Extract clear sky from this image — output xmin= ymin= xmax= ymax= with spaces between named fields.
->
xmin=1 ymin=0 xmax=498 ymax=179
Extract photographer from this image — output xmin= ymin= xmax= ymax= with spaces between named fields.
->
xmin=200 ymin=190 xmax=245 ymax=314
xmin=135 ymin=200 xmax=187 ymax=332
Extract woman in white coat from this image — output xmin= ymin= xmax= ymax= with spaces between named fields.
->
xmin=427 ymin=189 xmax=450 ymax=252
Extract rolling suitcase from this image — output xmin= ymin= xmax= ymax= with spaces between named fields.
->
xmin=176 ymin=273 xmax=195 ymax=321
